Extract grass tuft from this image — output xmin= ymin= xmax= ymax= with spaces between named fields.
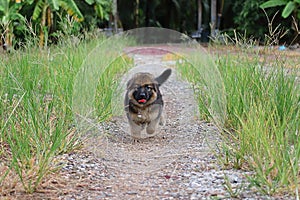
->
xmin=178 ymin=49 xmax=300 ymax=196
xmin=0 ymin=35 xmax=131 ymax=193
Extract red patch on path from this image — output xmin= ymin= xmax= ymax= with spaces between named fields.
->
xmin=124 ymin=47 xmax=171 ymax=55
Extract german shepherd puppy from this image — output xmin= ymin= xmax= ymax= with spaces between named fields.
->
xmin=124 ymin=68 xmax=172 ymax=139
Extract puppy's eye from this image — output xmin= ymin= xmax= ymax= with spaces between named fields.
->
xmin=145 ymin=85 xmax=152 ymax=91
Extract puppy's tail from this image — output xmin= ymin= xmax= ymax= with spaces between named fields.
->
xmin=155 ymin=68 xmax=172 ymax=86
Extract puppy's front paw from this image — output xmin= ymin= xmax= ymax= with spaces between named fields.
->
xmin=159 ymin=115 xmax=165 ymax=126
xmin=146 ymin=125 xmax=155 ymax=134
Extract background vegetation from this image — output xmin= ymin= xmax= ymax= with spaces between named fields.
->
xmin=1 ymin=0 xmax=299 ymax=50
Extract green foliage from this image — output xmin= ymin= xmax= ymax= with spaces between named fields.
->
xmin=282 ymin=1 xmax=297 ymax=18
xmin=1 ymin=0 xmax=299 ymax=47
xmin=260 ymin=0 xmax=287 ymax=8
xmin=0 ymin=0 xmax=24 ymax=23
xmin=0 ymin=0 xmax=25 ymax=46
xmin=230 ymin=0 xmax=298 ymax=43
xmin=60 ymin=0 xmax=84 ymax=21
xmin=0 ymin=0 xmax=113 ymax=48
xmin=85 ymin=0 xmax=112 ymax=20
xmin=232 ymin=0 xmax=269 ymax=39
xmin=30 ymin=0 xmax=84 ymax=22
xmin=260 ymin=0 xmax=300 ymax=19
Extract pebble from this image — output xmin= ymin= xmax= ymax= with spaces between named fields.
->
xmin=126 ymin=191 xmax=138 ymax=195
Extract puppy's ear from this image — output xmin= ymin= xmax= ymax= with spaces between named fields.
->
xmin=126 ymin=78 xmax=134 ymax=89
xmin=155 ymin=68 xmax=172 ymax=86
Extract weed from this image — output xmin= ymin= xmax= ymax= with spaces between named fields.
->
xmin=178 ymin=49 xmax=300 ymax=197
xmin=0 ymin=35 xmax=131 ymax=193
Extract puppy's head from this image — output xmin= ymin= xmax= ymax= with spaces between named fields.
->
xmin=126 ymin=72 xmax=158 ymax=106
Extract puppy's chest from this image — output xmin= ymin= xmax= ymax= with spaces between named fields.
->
xmin=130 ymin=105 xmax=161 ymax=124
xmin=134 ymin=108 xmax=151 ymax=123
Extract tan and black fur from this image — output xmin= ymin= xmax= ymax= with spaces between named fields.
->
xmin=124 ymin=68 xmax=172 ymax=139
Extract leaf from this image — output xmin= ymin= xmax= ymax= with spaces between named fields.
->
xmin=294 ymin=0 xmax=300 ymax=4
xmin=95 ymin=4 xmax=103 ymax=19
xmin=32 ymin=0 xmax=44 ymax=20
xmin=11 ymin=13 xmax=25 ymax=22
xmin=0 ymin=0 xmax=9 ymax=13
xmin=260 ymin=0 xmax=287 ymax=9
xmin=282 ymin=1 xmax=295 ymax=18
xmin=171 ymin=0 xmax=180 ymax=11
xmin=85 ymin=0 xmax=95 ymax=5
xmin=60 ymin=0 xmax=84 ymax=22
xmin=48 ymin=0 xmax=59 ymax=10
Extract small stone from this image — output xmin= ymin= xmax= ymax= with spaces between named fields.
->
xmin=104 ymin=192 xmax=113 ymax=197
xmin=126 ymin=191 xmax=138 ymax=195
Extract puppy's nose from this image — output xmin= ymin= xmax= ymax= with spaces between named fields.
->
xmin=139 ymin=92 xmax=146 ymax=99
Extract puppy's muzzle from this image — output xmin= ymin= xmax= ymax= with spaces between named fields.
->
xmin=134 ymin=88 xmax=149 ymax=104
xmin=137 ymin=92 xmax=147 ymax=103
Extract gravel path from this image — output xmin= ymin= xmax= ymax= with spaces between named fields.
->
xmin=36 ymin=51 xmax=292 ymax=199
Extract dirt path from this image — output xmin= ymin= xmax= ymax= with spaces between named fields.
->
xmin=19 ymin=51 xmax=289 ymax=200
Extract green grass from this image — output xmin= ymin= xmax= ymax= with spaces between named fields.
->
xmin=219 ymin=56 xmax=299 ymax=195
xmin=95 ymin=54 xmax=133 ymax=121
xmin=0 ymin=35 xmax=132 ymax=193
xmin=178 ymin=51 xmax=300 ymax=197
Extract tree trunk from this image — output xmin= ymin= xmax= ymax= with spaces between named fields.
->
xmin=210 ymin=0 xmax=217 ymax=37
xmin=112 ymin=0 xmax=118 ymax=32
xmin=47 ymin=7 xmax=52 ymax=32
xmin=6 ymin=27 xmax=12 ymax=48
xmin=197 ymin=0 xmax=202 ymax=31
xmin=134 ymin=0 xmax=139 ymax=28
xmin=39 ymin=5 xmax=48 ymax=48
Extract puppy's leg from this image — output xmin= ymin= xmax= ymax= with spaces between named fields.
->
xmin=159 ymin=112 xmax=165 ymax=126
xmin=129 ymin=120 xmax=143 ymax=139
xmin=146 ymin=104 xmax=162 ymax=135
xmin=146 ymin=118 xmax=159 ymax=135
